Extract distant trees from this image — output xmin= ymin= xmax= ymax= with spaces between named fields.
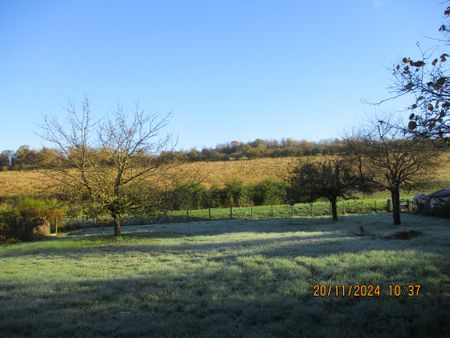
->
xmin=0 ymin=150 xmax=12 ymax=170
xmin=39 ymin=98 xmax=173 ymax=236
xmin=0 ymin=138 xmax=353 ymax=171
xmin=287 ymin=159 xmax=364 ymax=221
xmin=0 ymin=138 xmax=353 ymax=172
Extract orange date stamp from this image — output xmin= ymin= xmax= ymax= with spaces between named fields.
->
xmin=312 ymin=284 xmax=422 ymax=297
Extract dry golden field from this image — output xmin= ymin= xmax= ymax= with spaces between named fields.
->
xmin=0 ymin=154 xmax=449 ymax=197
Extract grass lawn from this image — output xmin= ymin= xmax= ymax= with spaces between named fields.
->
xmin=1 ymin=214 xmax=449 ymax=337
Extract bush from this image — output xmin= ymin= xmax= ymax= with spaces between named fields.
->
xmin=249 ymin=179 xmax=288 ymax=206
xmin=0 ymin=198 xmax=65 ymax=241
xmin=223 ymin=179 xmax=249 ymax=207
xmin=169 ymin=182 xmax=208 ymax=210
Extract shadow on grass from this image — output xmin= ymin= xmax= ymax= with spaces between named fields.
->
xmin=0 ymin=264 xmax=449 ymax=338
xmin=1 ymin=214 xmax=447 ymax=259
xmin=1 ymin=214 xmax=449 ymax=337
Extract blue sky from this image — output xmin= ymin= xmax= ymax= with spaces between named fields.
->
xmin=0 ymin=0 xmax=443 ymax=151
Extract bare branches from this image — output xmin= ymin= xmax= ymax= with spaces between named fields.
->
xmin=38 ymin=98 xmax=174 ymax=235
xmin=368 ymin=6 xmax=450 ymax=138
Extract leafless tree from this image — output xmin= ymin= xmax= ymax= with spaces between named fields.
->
xmin=39 ymin=97 xmax=174 ymax=235
xmin=346 ymin=117 xmax=441 ymax=225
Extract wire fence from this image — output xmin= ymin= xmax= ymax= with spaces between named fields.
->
xmin=52 ymin=198 xmax=413 ymax=233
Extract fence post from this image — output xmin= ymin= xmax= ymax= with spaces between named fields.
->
xmin=208 ymin=208 xmax=211 ymax=219
xmin=230 ymin=206 xmax=233 ymax=218
xmin=271 ymin=205 xmax=274 ymax=218
xmin=310 ymin=203 xmax=313 ymax=217
xmin=250 ymin=206 xmax=253 ymax=219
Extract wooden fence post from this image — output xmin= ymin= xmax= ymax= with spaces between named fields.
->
xmin=230 ymin=206 xmax=233 ymax=218
xmin=310 ymin=203 xmax=313 ymax=217
xmin=208 ymin=208 xmax=211 ymax=219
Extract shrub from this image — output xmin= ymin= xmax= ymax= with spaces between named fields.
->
xmin=169 ymin=182 xmax=208 ymax=210
xmin=223 ymin=179 xmax=249 ymax=207
xmin=249 ymin=179 xmax=288 ymax=206
xmin=0 ymin=198 xmax=65 ymax=241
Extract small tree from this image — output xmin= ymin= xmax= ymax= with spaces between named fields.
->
xmin=348 ymin=119 xmax=440 ymax=225
xmin=288 ymin=159 xmax=362 ymax=221
xmin=39 ymin=97 xmax=173 ymax=236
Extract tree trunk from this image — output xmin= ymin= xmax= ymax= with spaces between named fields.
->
xmin=330 ymin=198 xmax=338 ymax=221
xmin=391 ymin=189 xmax=401 ymax=225
xmin=113 ymin=212 xmax=121 ymax=236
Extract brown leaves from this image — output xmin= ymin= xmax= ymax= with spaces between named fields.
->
xmin=405 ymin=82 xmax=414 ymax=90
xmin=434 ymin=77 xmax=447 ymax=90
xmin=410 ymin=61 xmax=425 ymax=67
xmin=408 ymin=121 xmax=417 ymax=130
xmin=402 ymin=57 xmax=426 ymax=67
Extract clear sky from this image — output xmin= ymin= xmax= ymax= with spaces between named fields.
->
xmin=0 ymin=0 xmax=443 ymax=151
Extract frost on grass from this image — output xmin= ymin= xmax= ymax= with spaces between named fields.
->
xmin=0 ymin=214 xmax=449 ymax=338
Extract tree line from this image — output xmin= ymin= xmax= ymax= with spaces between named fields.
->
xmin=0 ymin=138 xmax=352 ymax=171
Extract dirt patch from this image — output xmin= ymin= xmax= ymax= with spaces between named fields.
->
xmin=384 ymin=230 xmax=422 ymax=240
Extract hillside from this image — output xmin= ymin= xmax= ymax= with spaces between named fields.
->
xmin=0 ymin=154 xmax=449 ymax=198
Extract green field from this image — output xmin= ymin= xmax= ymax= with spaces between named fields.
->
xmin=63 ymin=197 xmax=409 ymax=230
xmin=1 ymin=214 xmax=449 ymax=337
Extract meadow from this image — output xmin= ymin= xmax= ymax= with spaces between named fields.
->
xmin=1 ymin=154 xmax=449 ymax=197
xmin=1 ymin=214 xmax=449 ymax=337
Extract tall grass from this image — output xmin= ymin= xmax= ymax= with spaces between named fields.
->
xmin=1 ymin=154 xmax=449 ymax=198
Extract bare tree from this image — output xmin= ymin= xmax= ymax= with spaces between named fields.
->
xmin=347 ymin=118 xmax=440 ymax=225
xmin=39 ymin=97 xmax=174 ymax=236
